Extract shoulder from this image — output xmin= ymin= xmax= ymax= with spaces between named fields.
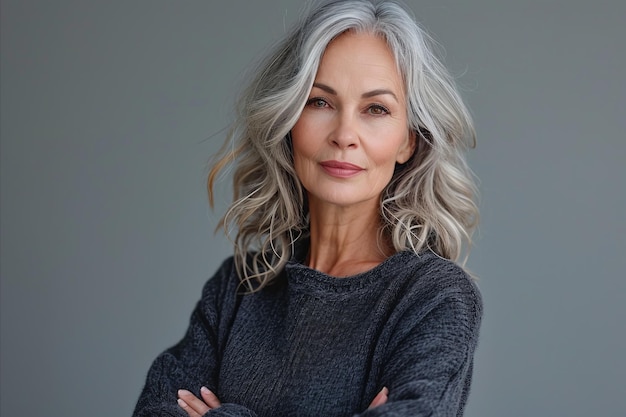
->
xmin=407 ymin=250 xmax=479 ymax=296
xmin=389 ymin=250 xmax=483 ymax=324
xmin=379 ymin=251 xmax=482 ymax=368
xmin=198 ymin=256 xmax=240 ymax=307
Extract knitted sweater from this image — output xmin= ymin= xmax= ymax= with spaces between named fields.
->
xmin=133 ymin=249 xmax=482 ymax=417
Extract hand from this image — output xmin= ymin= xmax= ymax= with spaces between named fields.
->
xmin=176 ymin=386 xmax=385 ymax=415
xmin=177 ymin=386 xmax=221 ymax=417
xmin=368 ymin=387 xmax=389 ymax=409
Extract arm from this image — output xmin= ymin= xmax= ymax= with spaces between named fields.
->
xmin=357 ymin=286 xmax=482 ymax=417
xmin=176 ymin=385 xmax=391 ymax=417
xmin=132 ymin=259 xmax=258 ymax=417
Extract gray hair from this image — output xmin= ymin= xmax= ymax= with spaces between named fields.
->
xmin=208 ymin=0 xmax=478 ymax=291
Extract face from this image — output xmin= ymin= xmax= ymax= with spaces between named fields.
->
xmin=291 ymin=31 xmax=415 ymax=211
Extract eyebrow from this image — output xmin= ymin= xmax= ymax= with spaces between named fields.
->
xmin=312 ymin=82 xmax=399 ymax=103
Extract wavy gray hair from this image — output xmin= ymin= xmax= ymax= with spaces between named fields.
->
xmin=208 ymin=0 xmax=478 ymax=291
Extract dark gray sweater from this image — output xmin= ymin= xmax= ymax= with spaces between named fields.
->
xmin=133 ymin=249 xmax=482 ymax=417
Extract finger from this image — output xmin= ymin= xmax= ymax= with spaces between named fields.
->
xmin=201 ymin=386 xmax=222 ymax=409
xmin=369 ymin=386 xmax=388 ymax=408
xmin=178 ymin=389 xmax=210 ymax=416
xmin=177 ymin=398 xmax=202 ymax=417
xmin=368 ymin=386 xmax=389 ymax=409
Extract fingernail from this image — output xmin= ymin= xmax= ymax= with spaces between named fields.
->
xmin=177 ymin=398 xmax=187 ymax=408
xmin=178 ymin=389 xmax=190 ymax=396
xmin=201 ymin=386 xmax=210 ymax=394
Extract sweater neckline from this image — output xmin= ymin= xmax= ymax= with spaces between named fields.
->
xmin=285 ymin=250 xmax=420 ymax=293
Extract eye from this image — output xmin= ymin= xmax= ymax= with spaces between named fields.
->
xmin=367 ymin=104 xmax=390 ymax=115
xmin=306 ymin=97 xmax=329 ymax=108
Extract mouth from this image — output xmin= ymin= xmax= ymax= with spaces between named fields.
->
xmin=319 ymin=160 xmax=365 ymax=178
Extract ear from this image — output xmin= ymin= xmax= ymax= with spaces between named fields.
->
xmin=396 ymin=129 xmax=417 ymax=164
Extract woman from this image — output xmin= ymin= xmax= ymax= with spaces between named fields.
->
xmin=134 ymin=1 xmax=481 ymax=416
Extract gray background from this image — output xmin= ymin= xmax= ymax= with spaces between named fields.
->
xmin=1 ymin=1 xmax=624 ymax=416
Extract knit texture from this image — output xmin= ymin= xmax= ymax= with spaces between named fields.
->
xmin=133 ymin=249 xmax=482 ymax=417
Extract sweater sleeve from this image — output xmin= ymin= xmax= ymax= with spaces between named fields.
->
xmin=132 ymin=258 xmax=258 ymax=417
xmin=356 ymin=279 xmax=482 ymax=417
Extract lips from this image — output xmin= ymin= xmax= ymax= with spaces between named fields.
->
xmin=319 ymin=160 xmax=364 ymax=178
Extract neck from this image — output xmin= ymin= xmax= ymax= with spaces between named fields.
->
xmin=306 ymin=197 xmax=394 ymax=277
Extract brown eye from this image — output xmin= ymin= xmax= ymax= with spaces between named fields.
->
xmin=368 ymin=105 xmax=389 ymax=115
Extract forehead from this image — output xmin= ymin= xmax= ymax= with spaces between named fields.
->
xmin=315 ymin=31 xmax=404 ymax=92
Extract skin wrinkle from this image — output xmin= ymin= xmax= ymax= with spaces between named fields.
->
xmin=291 ymin=32 xmax=415 ymax=277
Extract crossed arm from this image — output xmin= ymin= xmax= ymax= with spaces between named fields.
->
xmin=176 ymin=387 xmax=389 ymax=417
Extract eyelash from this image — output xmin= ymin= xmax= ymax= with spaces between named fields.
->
xmin=367 ymin=104 xmax=390 ymax=115
xmin=306 ymin=97 xmax=329 ymax=108
xmin=305 ymin=97 xmax=390 ymax=115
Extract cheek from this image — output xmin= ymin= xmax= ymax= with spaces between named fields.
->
xmin=291 ymin=115 xmax=323 ymax=165
xmin=369 ymin=134 xmax=409 ymax=169
xmin=291 ymin=133 xmax=312 ymax=167
xmin=291 ymin=130 xmax=316 ymax=185
xmin=292 ymin=146 xmax=308 ymax=178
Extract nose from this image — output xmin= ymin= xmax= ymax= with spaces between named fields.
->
xmin=329 ymin=112 xmax=358 ymax=149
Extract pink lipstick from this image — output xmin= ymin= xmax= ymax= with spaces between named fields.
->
xmin=319 ymin=160 xmax=364 ymax=178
